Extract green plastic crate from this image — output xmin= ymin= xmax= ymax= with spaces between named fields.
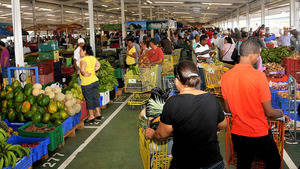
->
xmin=39 ymin=50 xmax=59 ymax=61
xmin=38 ymin=41 xmax=59 ymax=52
xmin=18 ymin=122 xmax=63 ymax=152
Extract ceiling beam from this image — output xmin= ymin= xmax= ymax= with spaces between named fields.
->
xmin=151 ymin=0 xmax=249 ymax=3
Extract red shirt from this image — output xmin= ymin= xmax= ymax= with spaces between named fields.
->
xmin=147 ymin=47 xmax=164 ymax=64
xmin=221 ymin=64 xmax=271 ymax=137
xmin=207 ymin=31 xmax=213 ymax=39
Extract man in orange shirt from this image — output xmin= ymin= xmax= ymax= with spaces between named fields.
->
xmin=221 ymin=38 xmax=283 ymax=169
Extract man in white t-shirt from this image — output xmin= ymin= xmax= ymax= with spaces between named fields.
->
xmin=195 ymin=34 xmax=211 ymax=90
xmin=74 ymin=38 xmax=85 ymax=84
xmin=211 ymin=32 xmax=222 ymax=50
xmin=74 ymin=38 xmax=85 ymax=72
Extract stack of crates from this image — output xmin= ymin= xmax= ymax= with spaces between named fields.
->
xmin=31 ymin=41 xmax=58 ymax=85
xmin=282 ymin=57 xmax=300 ymax=82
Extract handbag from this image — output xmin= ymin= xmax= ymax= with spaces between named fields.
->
xmin=231 ymin=48 xmax=239 ymax=63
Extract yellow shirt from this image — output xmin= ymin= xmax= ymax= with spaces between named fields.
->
xmin=126 ymin=47 xmax=136 ymax=65
xmin=79 ymin=56 xmax=99 ymax=86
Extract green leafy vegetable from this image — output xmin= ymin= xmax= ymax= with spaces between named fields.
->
xmin=97 ymin=59 xmax=118 ymax=93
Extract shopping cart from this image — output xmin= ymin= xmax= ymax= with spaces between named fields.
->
xmin=124 ymin=65 xmax=159 ymax=94
xmin=225 ymin=115 xmax=285 ymax=169
xmin=139 ymin=127 xmax=173 ymax=169
xmin=202 ymin=63 xmax=229 ymax=97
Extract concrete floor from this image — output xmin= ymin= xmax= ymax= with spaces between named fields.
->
xmin=34 ymin=93 xmax=299 ymax=169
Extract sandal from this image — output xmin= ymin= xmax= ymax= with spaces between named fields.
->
xmin=84 ymin=118 xmax=95 ymax=123
xmin=95 ymin=116 xmax=104 ymax=121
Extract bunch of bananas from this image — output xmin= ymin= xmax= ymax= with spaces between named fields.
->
xmin=0 ymin=129 xmax=30 ymax=169
xmin=0 ymin=129 xmax=7 ymax=143
xmin=0 ymin=143 xmax=30 ymax=169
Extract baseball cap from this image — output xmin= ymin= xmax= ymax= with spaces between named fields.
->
xmin=78 ymin=38 xmax=85 ymax=44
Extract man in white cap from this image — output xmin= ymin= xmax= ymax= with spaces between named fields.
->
xmin=74 ymin=38 xmax=85 ymax=71
xmin=74 ymin=38 xmax=85 ymax=83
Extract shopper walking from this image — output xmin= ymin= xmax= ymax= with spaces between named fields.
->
xmin=125 ymin=38 xmax=137 ymax=67
xmin=0 ymin=41 xmax=10 ymax=67
xmin=79 ymin=45 xmax=102 ymax=123
xmin=195 ymin=34 xmax=211 ymax=90
xmin=146 ymin=60 xmax=227 ymax=169
xmin=147 ymin=39 xmax=164 ymax=88
xmin=160 ymin=33 xmax=173 ymax=55
xmin=221 ymin=37 xmax=235 ymax=65
xmin=221 ymin=38 xmax=283 ymax=169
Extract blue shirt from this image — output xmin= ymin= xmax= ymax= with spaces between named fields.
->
xmin=154 ymin=34 xmax=161 ymax=42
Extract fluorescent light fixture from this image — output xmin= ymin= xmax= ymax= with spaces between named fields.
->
xmin=202 ymin=3 xmax=232 ymax=6
xmin=102 ymin=5 xmax=108 ymax=7
xmin=106 ymin=8 xmax=119 ymax=11
xmin=2 ymin=4 xmax=11 ymax=8
xmin=21 ymin=5 xmax=28 ymax=8
xmin=144 ymin=2 xmax=147 ymax=5
xmin=132 ymin=13 xmax=143 ymax=15
xmin=39 ymin=8 xmax=52 ymax=11
xmin=23 ymin=12 xmax=32 ymax=15
xmin=201 ymin=13 xmax=218 ymax=15
xmin=146 ymin=0 xmax=152 ymax=4
xmin=23 ymin=18 xmax=32 ymax=20
xmin=141 ymin=6 xmax=151 ymax=8
xmin=66 ymin=11 xmax=76 ymax=14
xmin=155 ymin=1 xmax=183 ymax=4
xmin=47 ymin=14 xmax=56 ymax=17
xmin=47 ymin=19 xmax=57 ymax=21
xmin=173 ymin=12 xmax=190 ymax=14
xmin=181 ymin=16 xmax=194 ymax=18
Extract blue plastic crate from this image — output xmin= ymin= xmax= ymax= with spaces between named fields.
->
xmin=99 ymin=96 xmax=103 ymax=107
xmin=2 ymin=67 xmax=14 ymax=78
xmin=7 ymin=135 xmax=50 ymax=163
xmin=3 ymin=152 xmax=32 ymax=169
xmin=280 ymin=97 xmax=300 ymax=111
xmin=72 ymin=111 xmax=81 ymax=127
xmin=62 ymin=116 xmax=73 ymax=135
xmin=114 ymin=85 xmax=118 ymax=92
xmin=283 ymin=111 xmax=300 ymax=121
xmin=3 ymin=120 xmax=29 ymax=131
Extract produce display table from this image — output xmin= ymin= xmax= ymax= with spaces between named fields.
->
xmin=267 ymin=75 xmax=288 ymax=83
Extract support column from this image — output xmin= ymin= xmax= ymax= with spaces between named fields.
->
xmin=236 ymin=8 xmax=240 ymax=29
xmin=150 ymin=4 xmax=153 ymax=20
xmin=88 ymin=0 xmax=95 ymax=55
xmin=290 ymin=0 xmax=296 ymax=28
xmin=96 ymin=10 xmax=99 ymax=28
xmin=81 ymin=8 xmax=84 ymax=26
xmin=61 ymin=4 xmax=64 ymax=24
xmin=246 ymin=3 xmax=250 ymax=30
xmin=261 ymin=0 xmax=265 ymax=25
xmin=231 ymin=13 xmax=234 ymax=28
xmin=121 ymin=0 xmax=126 ymax=47
xmin=138 ymin=0 xmax=142 ymax=20
xmin=11 ymin=0 xmax=24 ymax=67
xmin=32 ymin=0 xmax=36 ymax=26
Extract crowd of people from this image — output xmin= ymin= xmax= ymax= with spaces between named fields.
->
xmin=144 ymin=38 xmax=289 ymax=169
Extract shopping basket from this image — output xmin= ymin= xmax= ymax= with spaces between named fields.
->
xmin=225 ymin=116 xmax=285 ymax=169
xmin=202 ymin=63 xmax=229 ymax=97
xmin=139 ymin=127 xmax=173 ymax=169
xmin=128 ymin=93 xmax=150 ymax=106
xmin=124 ymin=65 xmax=158 ymax=93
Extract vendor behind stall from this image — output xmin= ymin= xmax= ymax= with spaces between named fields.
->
xmin=0 ymin=41 xmax=10 ymax=67
xmin=74 ymin=38 xmax=85 ymax=83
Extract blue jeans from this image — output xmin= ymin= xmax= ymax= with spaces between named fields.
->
xmin=198 ymin=68 xmax=206 ymax=91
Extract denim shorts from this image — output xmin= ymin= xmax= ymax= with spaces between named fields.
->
xmin=81 ymin=81 xmax=100 ymax=110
